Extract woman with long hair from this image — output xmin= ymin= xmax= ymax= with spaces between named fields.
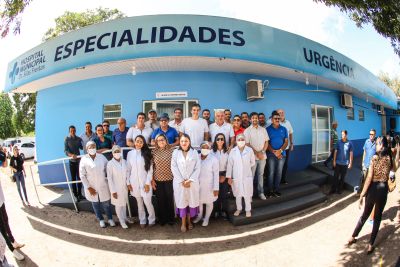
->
xmin=126 ymin=135 xmax=155 ymax=228
xmin=171 ymin=134 xmax=201 ymax=232
xmin=9 ymin=146 xmax=29 ymax=206
xmin=348 ymin=136 xmax=393 ymax=254
xmin=151 ymin=134 xmax=176 ymax=226
xmin=211 ymin=133 xmax=229 ymax=219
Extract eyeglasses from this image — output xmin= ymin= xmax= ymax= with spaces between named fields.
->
xmin=369 ymin=133 xmax=375 ymax=136
xmin=233 ymin=119 xmax=241 ymax=121
xmin=103 ymin=124 xmax=110 ymax=127
xmin=216 ymin=138 xmax=224 ymax=141
xmin=157 ymin=139 xmax=166 ymax=142
xmin=273 ymin=118 xmax=280 ymax=121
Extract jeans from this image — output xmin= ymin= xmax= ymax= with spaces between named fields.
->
xmin=352 ymin=182 xmax=388 ymax=245
xmin=281 ymin=149 xmax=290 ymax=182
xmin=267 ymin=155 xmax=285 ymax=192
xmin=91 ymin=199 xmax=113 ymax=221
xmin=324 ymin=149 xmax=334 ymax=165
xmin=251 ymin=159 xmax=266 ymax=195
xmin=14 ymin=171 xmax=28 ymax=202
xmin=69 ymin=160 xmax=82 ymax=197
xmin=331 ymin=164 xmax=348 ymax=193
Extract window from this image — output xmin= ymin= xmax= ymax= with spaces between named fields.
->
xmin=358 ymin=110 xmax=365 ymax=121
xmin=142 ymin=100 xmax=198 ymax=119
xmin=103 ymin=104 xmax=122 ymax=125
xmin=346 ymin=108 xmax=354 ymax=120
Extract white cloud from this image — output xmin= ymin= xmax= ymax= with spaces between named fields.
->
xmin=380 ymin=56 xmax=400 ymax=77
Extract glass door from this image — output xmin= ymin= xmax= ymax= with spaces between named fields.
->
xmin=312 ymin=104 xmax=333 ymax=162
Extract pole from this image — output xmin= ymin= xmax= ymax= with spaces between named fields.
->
xmin=62 ymin=159 xmax=79 ymax=212
xmin=29 ymin=164 xmax=42 ymax=205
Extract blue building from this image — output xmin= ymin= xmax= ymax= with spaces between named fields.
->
xmin=4 ymin=15 xmax=396 ymax=185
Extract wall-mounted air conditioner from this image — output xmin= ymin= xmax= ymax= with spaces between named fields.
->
xmin=340 ymin=94 xmax=353 ymax=108
xmin=246 ymin=79 xmax=264 ymax=101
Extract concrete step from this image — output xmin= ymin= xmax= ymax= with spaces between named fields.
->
xmin=227 ymin=183 xmax=320 ymax=213
xmin=229 ymin=191 xmax=327 ymax=226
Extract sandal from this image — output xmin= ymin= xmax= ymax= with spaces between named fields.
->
xmin=347 ymin=237 xmax=357 ymax=246
xmin=367 ymin=245 xmax=374 ymax=255
xmin=188 ymin=223 xmax=194 ymax=230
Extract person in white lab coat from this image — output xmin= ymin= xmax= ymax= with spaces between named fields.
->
xmin=126 ymin=135 xmax=156 ymax=228
xmin=171 ymin=133 xmax=201 ymax=232
xmin=79 ymin=141 xmax=115 ymax=228
xmin=227 ymin=134 xmax=256 ymax=218
xmin=107 ymin=145 xmax=132 ymax=229
xmin=211 ymin=133 xmax=230 ymax=219
xmin=193 ymin=141 xmax=219 ymax=227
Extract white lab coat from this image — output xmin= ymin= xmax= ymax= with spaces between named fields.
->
xmin=199 ymin=154 xmax=219 ymax=204
xmin=171 ymin=148 xmax=201 ymax=209
xmin=79 ymin=153 xmax=110 ymax=202
xmin=126 ymin=149 xmax=153 ymax=199
xmin=107 ymin=158 xmax=129 ymax=206
xmin=211 ymin=150 xmax=229 ymax=172
xmin=226 ymin=146 xmax=255 ymax=198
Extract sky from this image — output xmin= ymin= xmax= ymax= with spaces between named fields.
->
xmin=0 ymin=0 xmax=399 ymax=91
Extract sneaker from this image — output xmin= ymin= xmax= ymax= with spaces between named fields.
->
xmin=259 ymin=193 xmax=267 ymax=200
xmin=126 ymin=218 xmax=134 ymax=224
xmin=368 ymin=219 xmax=374 ymax=225
xmin=202 ymin=220 xmax=209 ymax=227
xmin=274 ymin=191 xmax=281 ymax=197
xmin=234 ymin=210 xmax=241 ymax=216
xmin=193 ymin=216 xmax=202 ymax=224
xmin=13 ymin=250 xmax=25 ymax=261
xmin=121 ymin=223 xmax=128 ymax=229
xmin=108 ymin=219 xmax=116 ymax=227
xmin=99 ymin=220 xmax=106 ymax=228
xmin=12 ymin=241 xmax=25 ymax=249
xmin=246 ymin=211 xmax=251 ymax=217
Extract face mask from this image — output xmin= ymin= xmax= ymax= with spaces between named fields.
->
xmin=113 ymin=153 xmax=121 ymax=160
xmin=237 ymin=141 xmax=246 ymax=148
xmin=88 ymin=148 xmax=97 ymax=155
xmin=201 ymin=149 xmax=210 ymax=156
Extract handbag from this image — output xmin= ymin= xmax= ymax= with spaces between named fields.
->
xmin=10 ymin=174 xmax=16 ymax=183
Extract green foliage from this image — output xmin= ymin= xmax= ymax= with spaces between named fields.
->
xmin=378 ymin=72 xmax=400 ymax=96
xmin=314 ymin=0 xmax=400 ymax=57
xmin=0 ymin=0 xmax=31 ymax=37
xmin=11 ymin=92 xmax=36 ymax=135
xmin=0 ymin=94 xmax=15 ymax=139
xmin=43 ymin=7 xmax=125 ymax=41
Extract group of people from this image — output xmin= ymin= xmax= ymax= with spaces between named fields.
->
xmin=64 ymin=104 xmax=293 ymax=232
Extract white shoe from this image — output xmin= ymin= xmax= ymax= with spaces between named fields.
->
xmin=193 ymin=216 xmax=202 ymax=224
xmin=121 ymin=223 xmax=128 ymax=229
xmin=202 ymin=220 xmax=209 ymax=227
xmin=99 ymin=220 xmax=106 ymax=228
xmin=13 ymin=250 xmax=25 ymax=261
xmin=234 ymin=210 xmax=241 ymax=216
xmin=246 ymin=211 xmax=251 ymax=217
xmin=108 ymin=219 xmax=116 ymax=227
xmin=259 ymin=194 xmax=267 ymax=200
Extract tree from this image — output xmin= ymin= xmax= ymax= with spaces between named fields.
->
xmin=12 ymin=92 xmax=36 ymax=135
xmin=378 ymin=72 xmax=400 ymax=96
xmin=0 ymin=0 xmax=31 ymax=38
xmin=43 ymin=7 xmax=125 ymax=41
xmin=314 ymin=0 xmax=400 ymax=57
xmin=0 ymin=94 xmax=15 ymax=139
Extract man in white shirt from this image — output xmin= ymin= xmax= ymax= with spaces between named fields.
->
xmin=80 ymin=121 xmax=97 ymax=153
xmin=277 ymin=109 xmax=294 ymax=184
xmin=169 ymin=107 xmax=183 ymax=132
xmin=209 ymin=109 xmax=234 ymax=149
xmin=244 ymin=112 xmax=269 ymax=200
xmin=127 ymin=112 xmax=153 ymax=146
xmin=180 ymin=104 xmax=209 ymax=148
xmin=144 ymin=109 xmax=160 ymax=130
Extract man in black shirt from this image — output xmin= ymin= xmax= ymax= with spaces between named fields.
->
xmin=64 ymin=125 xmax=84 ymax=201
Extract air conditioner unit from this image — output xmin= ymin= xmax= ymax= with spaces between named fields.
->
xmin=340 ymin=94 xmax=353 ymax=108
xmin=377 ymin=105 xmax=385 ymax=115
xmin=246 ymin=79 xmax=264 ymax=101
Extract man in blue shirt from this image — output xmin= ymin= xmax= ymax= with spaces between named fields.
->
xmin=330 ymin=130 xmax=353 ymax=194
xmin=358 ymin=129 xmax=376 ymax=194
xmin=266 ymin=110 xmax=288 ymax=197
xmin=151 ymin=113 xmax=179 ymax=146
xmin=112 ymin=117 xmax=129 ymax=158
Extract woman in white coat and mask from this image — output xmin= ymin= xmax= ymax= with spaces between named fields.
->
xmin=107 ymin=145 xmax=132 ymax=229
xmin=227 ymin=134 xmax=255 ymax=218
xmin=193 ymin=141 xmax=219 ymax=227
xmin=171 ymin=133 xmax=201 ymax=232
xmin=80 ymin=141 xmax=115 ymax=228
xmin=126 ymin=135 xmax=155 ymax=228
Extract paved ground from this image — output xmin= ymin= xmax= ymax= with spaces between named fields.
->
xmin=1 ymin=160 xmax=399 ymax=267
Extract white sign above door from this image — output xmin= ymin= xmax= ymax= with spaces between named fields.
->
xmin=156 ymin=91 xmax=188 ymax=98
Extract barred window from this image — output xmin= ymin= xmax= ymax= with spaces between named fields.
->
xmin=358 ymin=110 xmax=365 ymax=121
xmin=346 ymin=108 xmax=354 ymax=120
xmin=103 ymin=104 xmax=121 ymax=125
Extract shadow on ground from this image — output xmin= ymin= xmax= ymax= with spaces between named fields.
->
xmin=21 ymin=193 xmax=358 ymax=256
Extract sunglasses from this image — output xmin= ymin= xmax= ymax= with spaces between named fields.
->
xmin=103 ymin=124 xmax=110 ymax=127
xmin=273 ymin=118 xmax=280 ymax=121
xmin=216 ymin=138 xmax=224 ymax=141
xmin=369 ymin=133 xmax=375 ymax=135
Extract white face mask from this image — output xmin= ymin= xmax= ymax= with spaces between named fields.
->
xmin=113 ymin=153 xmax=121 ymax=160
xmin=201 ymin=149 xmax=210 ymax=156
xmin=237 ymin=141 xmax=246 ymax=148
xmin=88 ymin=148 xmax=97 ymax=155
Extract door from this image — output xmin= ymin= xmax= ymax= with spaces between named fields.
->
xmin=312 ymin=105 xmax=333 ymax=162
xmin=143 ymin=100 xmax=198 ymax=119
